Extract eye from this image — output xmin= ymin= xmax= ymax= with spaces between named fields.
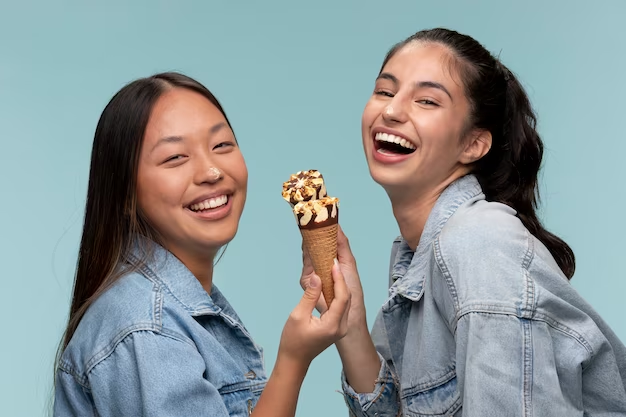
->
xmin=417 ymin=99 xmax=439 ymax=106
xmin=213 ymin=141 xmax=235 ymax=150
xmin=374 ymin=90 xmax=394 ymax=98
xmin=163 ymin=154 xmax=185 ymax=163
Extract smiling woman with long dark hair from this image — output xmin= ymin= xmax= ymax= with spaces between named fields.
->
xmin=300 ymin=28 xmax=626 ymax=416
xmin=53 ymin=72 xmax=351 ymax=417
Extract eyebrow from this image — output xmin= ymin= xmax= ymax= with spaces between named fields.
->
xmin=377 ymin=72 xmax=453 ymax=100
xmin=151 ymin=121 xmax=227 ymax=152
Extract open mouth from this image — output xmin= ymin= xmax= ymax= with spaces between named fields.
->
xmin=187 ymin=195 xmax=230 ymax=212
xmin=373 ymin=132 xmax=416 ymax=155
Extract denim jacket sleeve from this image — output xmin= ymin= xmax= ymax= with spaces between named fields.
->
xmin=55 ymin=330 xmax=231 ymax=417
xmin=455 ymin=310 xmax=600 ymax=416
xmin=341 ymin=352 xmax=400 ymax=416
xmin=340 ymin=238 xmax=403 ymax=416
xmin=436 ymin=203 xmax=621 ymax=415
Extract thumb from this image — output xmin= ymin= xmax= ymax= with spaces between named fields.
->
xmin=299 ymin=274 xmax=322 ymax=312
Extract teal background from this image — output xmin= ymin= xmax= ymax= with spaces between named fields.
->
xmin=1 ymin=1 xmax=624 ymax=415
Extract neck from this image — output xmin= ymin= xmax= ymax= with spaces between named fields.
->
xmin=167 ymin=244 xmax=217 ymax=294
xmin=388 ymin=172 xmax=467 ymax=251
xmin=187 ymin=257 xmax=215 ymax=294
xmin=390 ymin=190 xmax=439 ymax=251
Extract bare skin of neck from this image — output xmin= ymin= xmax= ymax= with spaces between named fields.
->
xmin=167 ymin=244 xmax=217 ymax=295
xmin=187 ymin=258 xmax=215 ymax=295
xmin=389 ymin=170 xmax=469 ymax=251
xmin=391 ymin=191 xmax=439 ymax=251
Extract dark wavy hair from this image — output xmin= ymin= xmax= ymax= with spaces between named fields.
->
xmin=381 ymin=28 xmax=575 ymax=279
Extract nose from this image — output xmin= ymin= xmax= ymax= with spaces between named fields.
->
xmin=193 ymin=155 xmax=223 ymax=185
xmin=205 ymin=167 xmax=223 ymax=184
xmin=382 ymin=96 xmax=409 ymax=124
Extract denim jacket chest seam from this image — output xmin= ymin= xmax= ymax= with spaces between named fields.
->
xmin=433 ymin=226 xmax=538 ymax=417
xmin=89 ymin=327 xmax=198 ymax=373
xmin=67 ymin=278 xmax=205 ymax=390
xmin=433 ymin=228 xmax=594 ymax=355
xmin=61 ymin=324 xmax=198 ymax=391
xmin=530 ymin=313 xmax=595 ymax=358
xmin=433 ymin=228 xmax=538 ymax=331
xmin=58 ymin=361 xmax=90 ymax=390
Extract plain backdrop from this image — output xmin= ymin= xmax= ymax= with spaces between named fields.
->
xmin=1 ymin=1 xmax=624 ymax=416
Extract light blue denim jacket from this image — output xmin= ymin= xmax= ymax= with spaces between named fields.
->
xmin=54 ymin=240 xmax=267 ymax=416
xmin=342 ymin=175 xmax=626 ymax=416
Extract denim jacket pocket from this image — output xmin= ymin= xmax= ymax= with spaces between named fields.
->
xmin=402 ymin=369 xmax=461 ymax=417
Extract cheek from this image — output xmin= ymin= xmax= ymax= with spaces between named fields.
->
xmin=137 ymin=168 xmax=185 ymax=214
xmin=239 ymin=164 xmax=248 ymax=191
xmin=416 ymin=118 xmax=443 ymax=141
xmin=361 ymin=102 xmax=380 ymax=143
xmin=136 ymin=176 xmax=161 ymax=231
xmin=230 ymin=152 xmax=248 ymax=190
xmin=415 ymin=112 xmax=459 ymax=144
xmin=235 ymin=152 xmax=248 ymax=183
xmin=361 ymin=99 xmax=381 ymax=129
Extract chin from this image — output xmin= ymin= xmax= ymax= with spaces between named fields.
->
xmin=371 ymin=166 xmax=419 ymax=203
xmin=204 ymin=227 xmax=239 ymax=249
xmin=181 ymin=220 xmax=235 ymax=254
xmin=367 ymin=163 xmax=400 ymax=187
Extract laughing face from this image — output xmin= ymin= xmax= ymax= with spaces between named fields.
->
xmin=362 ymin=42 xmax=485 ymax=200
xmin=136 ymin=87 xmax=247 ymax=260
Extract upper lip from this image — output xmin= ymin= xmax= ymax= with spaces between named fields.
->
xmin=185 ymin=190 xmax=233 ymax=207
xmin=371 ymin=126 xmax=417 ymax=148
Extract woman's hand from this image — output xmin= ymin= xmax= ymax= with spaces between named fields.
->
xmin=251 ymin=262 xmax=350 ymax=417
xmin=298 ymin=226 xmax=381 ymax=395
xmin=278 ymin=259 xmax=351 ymax=367
xmin=300 ymin=226 xmax=366 ymax=327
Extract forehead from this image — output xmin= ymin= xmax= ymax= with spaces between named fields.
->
xmin=145 ymin=88 xmax=228 ymax=141
xmin=382 ymin=42 xmax=464 ymax=91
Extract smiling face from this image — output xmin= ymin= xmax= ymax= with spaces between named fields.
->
xmin=362 ymin=42 xmax=488 ymax=201
xmin=136 ymin=87 xmax=247 ymax=261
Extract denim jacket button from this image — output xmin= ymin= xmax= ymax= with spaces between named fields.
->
xmin=244 ymin=370 xmax=256 ymax=379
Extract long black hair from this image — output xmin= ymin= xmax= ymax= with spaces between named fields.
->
xmin=381 ymin=28 xmax=576 ymax=279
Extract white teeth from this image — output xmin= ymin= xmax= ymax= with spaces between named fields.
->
xmin=190 ymin=195 xmax=228 ymax=211
xmin=374 ymin=132 xmax=416 ymax=150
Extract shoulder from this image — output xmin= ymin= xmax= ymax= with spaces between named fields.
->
xmin=59 ymin=270 xmax=188 ymax=383
xmin=441 ymin=199 xmax=526 ymax=245
xmin=434 ymin=199 xmax=534 ymax=313
xmin=84 ymin=270 xmax=160 ymax=336
xmin=438 ymin=198 xmax=530 ymax=264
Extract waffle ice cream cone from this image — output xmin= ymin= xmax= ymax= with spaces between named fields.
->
xmin=294 ymin=197 xmax=339 ymax=304
xmin=283 ymin=170 xmax=339 ymax=305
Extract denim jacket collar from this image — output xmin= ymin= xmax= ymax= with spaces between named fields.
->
xmin=389 ymin=174 xmax=483 ymax=301
xmin=126 ymin=237 xmax=223 ymax=317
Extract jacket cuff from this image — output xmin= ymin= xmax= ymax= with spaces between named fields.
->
xmin=340 ymin=352 xmax=399 ymax=416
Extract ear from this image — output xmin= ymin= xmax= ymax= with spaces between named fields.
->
xmin=460 ymin=129 xmax=492 ymax=164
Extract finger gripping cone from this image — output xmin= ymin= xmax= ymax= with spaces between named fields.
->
xmin=300 ymin=223 xmax=338 ymax=305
